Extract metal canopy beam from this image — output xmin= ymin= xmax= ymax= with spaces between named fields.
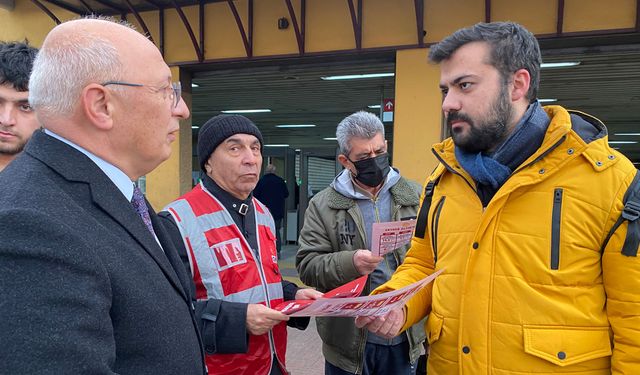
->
xmin=42 ymin=0 xmax=83 ymax=14
xmin=76 ymin=0 xmax=94 ymax=13
xmin=414 ymin=0 xmax=424 ymax=47
xmin=249 ymin=0 xmax=253 ymax=56
xmin=122 ymin=0 xmax=155 ymax=43
xmin=556 ymin=0 xmax=564 ymax=36
xmin=485 ymin=0 xmax=491 ymax=22
xmin=347 ymin=0 xmax=362 ymax=50
xmin=143 ymin=0 xmax=161 ymax=8
xmin=199 ymin=0 xmax=205 ymax=61
xmin=170 ymin=0 xmax=204 ymax=62
xmin=228 ymin=0 xmax=252 ymax=57
xmin=284 ymin=0 xmax=304 ymax=55
xmin=92 ymin=0 xmax=127 ymax=13
xmin=159 ymin=8 xmax=165 ymax=55
xmin=32 ymin=0 xmax=61 ymax=23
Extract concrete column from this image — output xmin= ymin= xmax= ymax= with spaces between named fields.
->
xmin=392 ymin=48 xmax=444 ymax=185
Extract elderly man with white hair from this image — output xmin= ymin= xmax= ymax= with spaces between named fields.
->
xmin=0 ymin=18 xmax=205 ymax=374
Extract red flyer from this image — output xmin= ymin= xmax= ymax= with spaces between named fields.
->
xmin=275 ymin=275 xmax=368 ymax=315
xmin=274 ymin=269 xmax=443 ymax=317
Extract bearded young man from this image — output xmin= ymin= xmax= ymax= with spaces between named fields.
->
xmin=356 ymin=22 xmax=640 ymax=374
xmin=0 ymin=41 xmax=39 ymax=172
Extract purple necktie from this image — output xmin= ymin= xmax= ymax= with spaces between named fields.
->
xmin=131 ymin=186 xmax=155 ymax=235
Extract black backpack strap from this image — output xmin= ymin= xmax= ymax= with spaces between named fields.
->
xmin=415 ymin=178 xmax=439 ymax=239
xmin=601 ymin=169 xmax=640 ymax=256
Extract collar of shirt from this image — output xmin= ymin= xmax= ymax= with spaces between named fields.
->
xmin=44 ymin=129 xmax=134 ymax=201
xmin=202 ymin=173 xmax=253 ymax=216
xmin=201 ymin=173 xmax=259 ymax=251
xmin=349 ymin=173 xmax=377 ymax=199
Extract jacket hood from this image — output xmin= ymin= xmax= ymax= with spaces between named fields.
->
xmin=567 ymin=110 xmax=606 ymax=144
xmin=330 ymin=167 xmax=401 ymax=200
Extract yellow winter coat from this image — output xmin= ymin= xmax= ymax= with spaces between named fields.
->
xmin=374 ymin=106 xmax=640 ymax=374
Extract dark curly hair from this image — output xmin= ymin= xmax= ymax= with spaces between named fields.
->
xmin=0 ymin=41 xmax=38 ymax=92
xmin=429 ymin=22 xmax=541 ymax=102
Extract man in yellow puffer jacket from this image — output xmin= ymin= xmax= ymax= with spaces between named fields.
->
xmin=356 ymin=21 xmax=640 ymax=374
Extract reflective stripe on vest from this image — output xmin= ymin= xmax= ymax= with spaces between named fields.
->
xmin=165 ymin=183 xmax=288 ymax=375
xmin=167 ymin=184 xmax=283 ymax=304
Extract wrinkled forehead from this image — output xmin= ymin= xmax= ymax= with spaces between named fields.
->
xmin=348 ymin=133 xmax=386 ymax=154
xmin=439 ymin=45 xmax=497 ymax=86
xmin=222 ymin=133 xmax=261 ymax=145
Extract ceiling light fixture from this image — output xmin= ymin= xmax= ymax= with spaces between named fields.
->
xmin=608 ymin=141 xmax=638 ymax=144
xmin=191 ymin=126 xmax=199 ymax=129
xmin=276 ymin=124 xmax=316 ymax=128
xmin=264 ymin=144 xmax=290 ymax=147
xmin=614 ymin=133 xmax=640 ymax=136
xmin=191 ymin=83 xmax=199 ymax=88
xmin=221 ymin=109 xmax=271 ymax=114
xmin=541 ymin=62 xmax=581 ymax=69
xmin=368 ymin=104 xmax=381 ymax=109
xmin=538 ymin=98 xmax=558 ymax=103
xmin=323 ymin=137 xmax=338 ymax=141
xmin=321 ymin=73 xmax=395 ymax=81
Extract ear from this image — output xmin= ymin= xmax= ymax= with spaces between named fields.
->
xmin=204 ymin=158 xmax=214 ymax=175
xmin=82 ymin=83 xmax=114 ymax=131
xmin=337 ymin=154 xmax=354 ymax=172
xmin=510 ymin=68 xmax=531 ymax=102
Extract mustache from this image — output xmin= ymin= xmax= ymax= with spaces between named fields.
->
xmin=446 ymin=111 xmax=473 ymax=127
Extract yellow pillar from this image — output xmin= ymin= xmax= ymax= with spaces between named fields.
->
xmin=146 ymin=67 xmax=193 ymax=210
xmin=393 ymin=48 xmax=443 ymax=185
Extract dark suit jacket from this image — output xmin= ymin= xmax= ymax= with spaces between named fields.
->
xmin=253 ymin=173 xmax=289 ymax=221
xmin=0 ymin=131 xmax=206 ymax=375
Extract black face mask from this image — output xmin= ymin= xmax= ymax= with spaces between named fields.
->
xmin=349 ymin=153 xmax=391 ymax=187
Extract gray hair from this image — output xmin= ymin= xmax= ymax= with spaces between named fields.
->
xmin=429 ymin=22 xmax=541 ymax=101
xmin=336 ymin=111 xmax=385 ymax=156
xmin=29 ymin=18 xmax=134 ymax=119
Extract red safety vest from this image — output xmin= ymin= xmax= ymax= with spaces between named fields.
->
xmin=166 ymin=182 xmax=287 ymax=375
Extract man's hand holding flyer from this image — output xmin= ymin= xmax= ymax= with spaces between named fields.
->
xmin=275 ymin=269 xmax=443 ymax=317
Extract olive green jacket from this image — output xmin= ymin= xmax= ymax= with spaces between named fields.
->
xmin=296 ymin=176 xmax=426 ymax=374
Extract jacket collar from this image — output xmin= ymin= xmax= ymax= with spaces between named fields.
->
xmin=327 ymin=175 xmax=419 ymax=210
xmin=430 ymin=105 xmax=618 ymax=183
xmin=25 ymin=130 xmax=187 ymax=300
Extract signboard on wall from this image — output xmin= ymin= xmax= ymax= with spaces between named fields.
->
xmin=382 ymin=99 xmax=394 ymax=122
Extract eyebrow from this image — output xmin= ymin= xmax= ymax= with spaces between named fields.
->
xmin=439 ymin=74 xmax=476 ymax=89
xmin=0 ymin=95 xmax=29 ymax=103
xmin=355 ymin=148 xmax=384 ymax=157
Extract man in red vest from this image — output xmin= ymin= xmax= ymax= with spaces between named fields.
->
xmin=160 ymin=114 xmax=321 ymax=375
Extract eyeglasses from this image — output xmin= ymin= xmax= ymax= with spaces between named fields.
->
xmin=102 ymin=80 xmax=182 ymax=108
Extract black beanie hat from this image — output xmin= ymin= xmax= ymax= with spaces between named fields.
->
xmin=197 ymin=114 xmax=264 ymax=171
